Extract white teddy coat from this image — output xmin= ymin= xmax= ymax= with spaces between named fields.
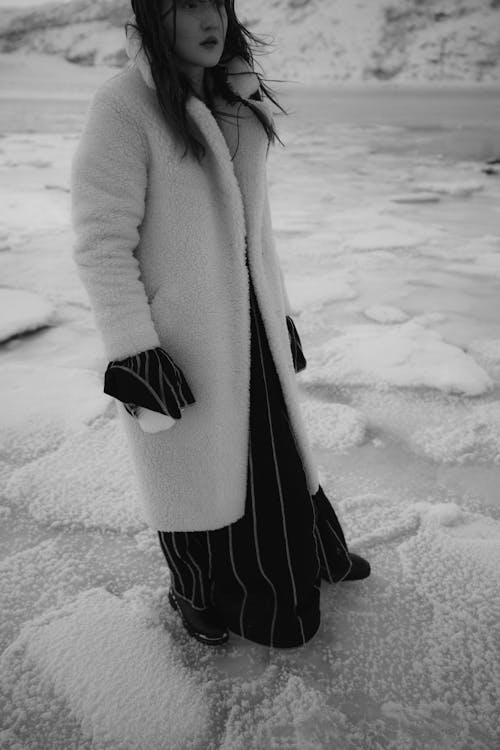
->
xmin=70 ymin=25 xmax=320 ymax=531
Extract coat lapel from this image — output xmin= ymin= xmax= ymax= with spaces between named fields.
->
xmin=185 ymin=95 xmax=247 ymax=251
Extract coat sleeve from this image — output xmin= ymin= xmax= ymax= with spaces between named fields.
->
xmin=104 ymin=346 xmax=196 ymax=420
xmin=70 ymin=84 xmax=162 ymax=361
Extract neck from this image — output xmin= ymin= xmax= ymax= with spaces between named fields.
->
xmin=190 ymin=71 xmax=205 ymax=101
xmin=176 ymin=63 xmax=209 ymax=102
xmin=196 ymin=70 xmax=215 ymax=106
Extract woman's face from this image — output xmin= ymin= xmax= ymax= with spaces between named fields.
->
xmin=161 ymin=0 xmax=228 ymax=72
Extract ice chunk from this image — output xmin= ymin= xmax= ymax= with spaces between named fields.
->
xmin=308 ymin=320 xmax=493 ymax=396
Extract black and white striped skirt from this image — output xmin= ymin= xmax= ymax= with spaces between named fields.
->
xmin=158 ymin=264 xmax=352 ymax=648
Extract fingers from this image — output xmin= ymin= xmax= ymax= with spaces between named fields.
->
xmin=136 ymin=406 xmax=177 ymax=433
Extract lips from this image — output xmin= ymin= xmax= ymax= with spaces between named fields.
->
xmin=200 ymin=36 xmax=219 ymax=46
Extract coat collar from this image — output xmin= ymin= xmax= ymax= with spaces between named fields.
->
xmin=124 ymin=14 xmax=269 ymax=258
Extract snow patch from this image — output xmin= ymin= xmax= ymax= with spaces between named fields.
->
xmin=395 ymin=505 xmax=500 ymax=737
xmin=285 ymin=271 xmax=357 ymax=314
xmin=0 ymin=287 xmax=55 ymax=342
xmin=345 ymin=228 xmax=429 ymax=252
xmin=305 ymin=320 xmax=493 ymax=396
xmin=220 ymin=669 xmax=347 ymax=750
xmin=0 ymin=363 xmax=109 ymax=472
xmin=4 ymin=419 xmax=146 ymax=533
xmin=0 ymin=586 xmax=212 ymax=750
xmin=413 ymin=179 xmax=485 ymax=197
xmin=412 ymin=401 xmax=500 ymax=465
xmin=389 ymin=191 xmax=442 ymax=204
xmin=363 ymin=305 xmax=409 ymax=323
xmin=301 ymin=400 xmax=366 ymax=452
xmin=448 ymin=252 xmax=500 ymax=280
xmin=466 ymin=338 xmax=500 ymax=376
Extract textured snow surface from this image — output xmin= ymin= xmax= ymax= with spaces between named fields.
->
xmin=303 ymin=319 xmax=494 ymax=396
xmin=363 ymin=304 xmax=410 ymax=323
xmin=301 ymin=400 xmax=366 ymax=452
xmin=1 ymin=587 xmax=212 ymax=750
xmin=1 ymin=54 xmax=499 ymax=750
xmin=5 ymin=417 xmax=146 ymax=533
xmin=0 ymin=288 xmax=55 ymax=342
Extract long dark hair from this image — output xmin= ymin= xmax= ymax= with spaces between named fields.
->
xmin=126 ymin=0 xmax=287 ymax=162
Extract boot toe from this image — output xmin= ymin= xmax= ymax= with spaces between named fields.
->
xmin=168 ymin=588 xmax=229 ymax=645
xmin=342 ymin=552 xmax=370 ymax=580
xmin=320 ymin=552 xmax=371 ymax=582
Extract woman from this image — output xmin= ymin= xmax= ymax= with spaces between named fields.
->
xmin=70 ymin=0 xmax=370 ymax=649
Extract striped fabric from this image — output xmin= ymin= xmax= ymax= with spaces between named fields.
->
xmin=104 ymin=347 xmax=196 ymax=419
xmin=157 ymin=257 xmax=352 ymax=649
xmin=103 ymin=317 xmax=306 ymax=419
xmin=286 ymin=315 xmax=307 ymax=373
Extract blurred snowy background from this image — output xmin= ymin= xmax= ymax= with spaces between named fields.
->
xmin=0 ymin=0 xmax=499 ymax=82
xmin=0 ymin=1 xmax=499 ymax=749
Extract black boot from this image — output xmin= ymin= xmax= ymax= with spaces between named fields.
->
xmin=320 ymin=552 xmax=371 ymax=582
xmin=342 ymin=552 xmax=371 ymax=581
xmin=168 ymin=588 xmax=229 ymax=646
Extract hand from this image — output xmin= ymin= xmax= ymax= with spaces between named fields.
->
xmin=136 ymin=406 xmax=177 ymax=433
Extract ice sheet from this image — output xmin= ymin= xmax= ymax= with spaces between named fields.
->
xmin=1 ymin=52 xmax=499 ymax=750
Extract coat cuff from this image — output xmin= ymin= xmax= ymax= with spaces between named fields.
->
xmin=286 ymin=316 xmax=307 ymax=373
xmin=104 ymin=346 xmax=196 ymax=420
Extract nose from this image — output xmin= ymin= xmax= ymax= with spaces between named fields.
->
xmin=200 ymin=2 xmax=222 ymax=27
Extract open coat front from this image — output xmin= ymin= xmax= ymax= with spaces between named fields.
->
xmin=70 ymin=29 xmax=320 ymax=531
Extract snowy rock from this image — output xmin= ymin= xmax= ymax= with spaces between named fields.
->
xmin=0 ymin=0 xmax=498 ymax=83
xmin=367 ymin=0 xmax=500 ymax=83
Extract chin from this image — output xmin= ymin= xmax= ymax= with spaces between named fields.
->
xmin=199 ymin=54 xmax=222 ymax=66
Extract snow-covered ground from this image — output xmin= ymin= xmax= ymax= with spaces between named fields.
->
xmin=1 ymin=53 xmax=500 ymax=749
